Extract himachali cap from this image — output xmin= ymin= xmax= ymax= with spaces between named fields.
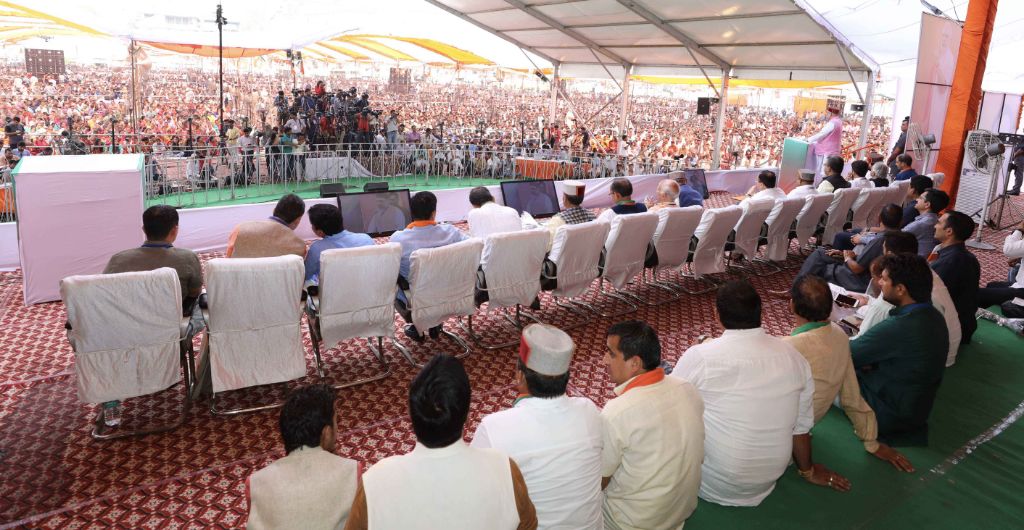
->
xmin=799 ymin=169 xmax=816 ymax=182
xmin=562 ymin=180 xmax=587 ymax=199
xmin=519 ymin=324 xmax=574 ymax=376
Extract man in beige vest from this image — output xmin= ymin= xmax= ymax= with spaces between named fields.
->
xmin=346 ymin=354 xmax=537 ymax=530
xmin=227 ymin=193 xmax=307 ymax=258
xmin=783 ymin=275 xmax=915 ymax=473
xmin=247 ymin=384 xmax=359 ymax=530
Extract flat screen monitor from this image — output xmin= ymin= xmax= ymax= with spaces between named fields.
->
xmin=500 ymin=180 xmax=560 ymax=219
xmin=680 ymin=169 xmax=710 ymax=199
xmin=335 ymin=189 xmax=412 ymax=237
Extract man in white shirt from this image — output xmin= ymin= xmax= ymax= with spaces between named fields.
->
xmin=248 ymin=385 xmax=359 ymax=530
xmin=467 ymin=186 xmax=522 ymax=238
xmin=600 ymin=320 xmax=704 ymax=530
xmin=644 ymin=179 xmax=680 ymax=213
xmin=741 ymin=170 xmax=787 ymax=207
xmin=849 ymin=160 xmax=873 ymax=189
xmin=788 ymin=170 xmax=819 ymax=199
xmin=473 ymin=324 xmax=603 ymax=530
xmin=672 ymin=280 xmax=850 ymax=507
xmin=345 ymin=355 xmax=538 ymax=530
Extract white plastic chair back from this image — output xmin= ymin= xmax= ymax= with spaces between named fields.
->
xmin=205 ymin=255 xmax=306 ymax=393
xmin=62 ymin=268 xmax=183 ymax=404
xmin=602 ymin=212 xmax=659 ymax=289
xmin=895 ymin=180 xmax=912 ymax=205
xmin=408 ymin=238 xmax=484 ymax=331
xmin=822 ymin=188 xmax=861 ymax=245
xmin=850 ymin=187 xmax=884 ymax=229
xmin=691 ymin=206 xmax=743 ymax=275
xmin=793 ymin=194 xmax=833 ymax=246
xmin=651 ymin=206 xmax=703 ymax=271
xmin=860 ymin=188 xmax=892 ymax=230
xmin=318 ymin=243 xmax=401 ymax=346
xmin=481 ymin=230 xmax=548 ymax=309
xmin=548 ymin=221 xmax=610 ymax=297
xmin=928 ymin=172 xmax=945 ymax=189
xmin=764 ymin=198 xmax=806 ymax=261
xmin=732 ymin=199 xmax=773 ymax=257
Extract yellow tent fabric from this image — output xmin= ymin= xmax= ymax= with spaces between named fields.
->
xmin=630 ymin=76 xmax=846 ymax=89
xmin=140 ymin=41 xmax=278 ymax=59
xmin=0 ymin=0 xmax=105 ymax=36
xmin=334 ymin=36 xmax=417 ymax=62
xmin=316 ymin=41 xmax=371 ymax=61
xmin=350 ymin=35 xmax=492 ymax=65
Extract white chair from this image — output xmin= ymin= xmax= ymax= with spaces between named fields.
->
xmin=821 ymin=188 xmax=861 ymax=246
xmin=865 ymin=187 xmax=896 ymax=231
xmin=542 ymin=221 xmax=610 ymax=328
xmin=894 ymin=179 xmax=912 ymax=206
xmin=460 ymin=230 xmax=548 ymax=349
xmin=593 ymin=212 xmax=659 ymax=316
xmin=202 ymin=255 xmax=307 ymax=415
xmin=685 ymin=206 xmax=743 ymax=293
xmin=728 ymin=198 xmax=774 ymax=261
xmin=305 ymin=243 xmax=401 ymax=389
xmin=927 ymin=172 xmax=945 ymax=189
xmin=397 ymin=238 xmax=484 ymax=366
xmin=763 ymin=197 xmax=806 ymax=262
xmin=850 ymin=187 xmax=887 ymax=230
xmin=792 ymin=194 xmax=833 ymax=250
xmin=644 ymin=206 xmax=703 ymax=303
xmin=61 ymin=268 xmax=195 ymax=440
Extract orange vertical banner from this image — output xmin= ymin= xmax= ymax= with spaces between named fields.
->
xmin=933 ymin=0 xmax=999 ymax=207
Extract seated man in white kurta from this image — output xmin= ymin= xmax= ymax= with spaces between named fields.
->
xmin=345 ymin=355 xmax=538 ymax=530
xmin=247 ymin=384 xmax=359 ymax=530
xmin=672 ymin=280 xmax=851 ymax=507
xmin=472 ymin=324 xmax=604 ymax=529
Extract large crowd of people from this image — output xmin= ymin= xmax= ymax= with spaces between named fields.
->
xmin=87 ymin=138 xmax=1024 ymax=526
xmin=1 ymin=61 xmax=893 ymax=178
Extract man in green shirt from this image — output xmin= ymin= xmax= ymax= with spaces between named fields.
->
xmin=851 ymin=253 xmax=948 ymax=446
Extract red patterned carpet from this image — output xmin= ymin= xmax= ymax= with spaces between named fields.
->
xmin=0 ymin=193 xmax=1020 ymax=529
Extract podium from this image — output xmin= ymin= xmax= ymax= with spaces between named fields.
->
xmin=779 ymin=137 xmax=816 ymax=192
xmin=13 ymin=154 xmax=144 ymax=304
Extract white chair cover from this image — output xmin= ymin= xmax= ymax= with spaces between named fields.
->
xmin=481 ymin=231 xmax=548 ymax=309
xmin=602 ymin=212 xmax=659 ymax=289
xmin=206 ymin=255 xmax=306 ymax=393
xmin=62 ymin=268 xmax=183 ymax=404
xmin=850 ymin=187 xmax=886 ymax=229
xmin=318 ymin=243 xmax=401 ymax=346
xmin=928 ymin=172 xmax=945 ymax=189
xmin=895 ymin=180 xmax=912 ymax=205
xmin=408 ymin=238 xmax=484 ymax=331
xmin=691 ymin=206 xmax=743 ymax=275
xmin=548 ymin=221 xmax=610 ymax=298
xmin=793 ymin=194 xmax=833 ymax=246
xmin=822 ymin=188 xmax=861 ymax=245
xmin=731 ymin=199 xmax=774 ymax=257
xmin=764 ymin=198 xmax=807 ymax=261
xmin=651 ymin=206 xmax=703 ymax=271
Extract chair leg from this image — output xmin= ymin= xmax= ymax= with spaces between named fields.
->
xmin=677 ymin=264 xmax=724 ymax=294
xmin=640 ymin=268 xmax=683 ymax=306
xmin=573 ymin=279 xmax=638 ymax=318
xmin=91 ymin=378 xmax=192 ymax=441
xmin=552 ymin=297 xmax=593 ymax=331
xmin=317 ymin=336 xmax=393 ymax=390
xmin=457 ymin=310 xmax=524 ymax=351
xmin=393 ymin=323 xmax=474 ymax=368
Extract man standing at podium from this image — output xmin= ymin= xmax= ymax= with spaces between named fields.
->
xmin=806 ymin=100 xmax=845 ymax=181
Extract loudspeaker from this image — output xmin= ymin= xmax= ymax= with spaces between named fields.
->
xmin=363 ymin=182 xmax=389 ymax=192
xmin=24 ymin=49 xmax=65 ymax=75
xmin=319 ymin=183 xmax=347 ymax=198
xmin=696 ymin=97 xmax=711 ymax=115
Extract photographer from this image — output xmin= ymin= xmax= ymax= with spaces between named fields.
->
xmin=273 ymin=91 xmax=289 ymax=126
xmin=284 ymin=112 xmax=305 ymax=136
xmin=239 ymin=127 xmax=256 ymax=182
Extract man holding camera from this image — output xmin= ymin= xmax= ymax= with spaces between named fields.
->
xmin=386 ymin=110 xmax=399 ymax=148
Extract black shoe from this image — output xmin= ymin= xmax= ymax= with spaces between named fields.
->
xmin=404 ymin=324 xmax=425 ymax=344
xmin=529 ymin=297 xmax=542 ymax=311
xmin=428 ymin=325 xmax=442 ymax=340
xmin=1009 ymin=190 xmax=1021 ymax=196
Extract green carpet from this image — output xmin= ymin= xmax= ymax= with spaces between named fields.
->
xmin=147 ymin=175 xmax=503 ymax=209
xmin=686 ymin=316 xmax=1024 ymax=529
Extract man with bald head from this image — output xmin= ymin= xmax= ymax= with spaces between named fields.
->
xmin=646 ymin=179 xmax=681 ymax=213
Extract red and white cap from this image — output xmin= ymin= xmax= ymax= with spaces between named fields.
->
xmin=562 ymin=180 xmax=587 ymax=199
xmin=518 ymin=323 xmax=574 ymax=376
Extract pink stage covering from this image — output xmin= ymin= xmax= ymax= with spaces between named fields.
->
xmin=13 ymin=155 xmax=144 ymax=304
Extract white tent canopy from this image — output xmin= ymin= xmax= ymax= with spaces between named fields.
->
xmin=423 ymin=0 xmax=877 ymax=82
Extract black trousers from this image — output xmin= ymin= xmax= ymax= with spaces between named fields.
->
xmin=977 ymin=281 xmax=1024 ymax=309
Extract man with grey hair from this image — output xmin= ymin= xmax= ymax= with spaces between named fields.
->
xmin=645 ymin=179 xmax=681 ymax=213
xmin=870 ymin=162 xmax=890 ymax=188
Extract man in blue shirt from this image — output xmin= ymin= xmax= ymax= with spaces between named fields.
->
xmin=303 ymin=203 xmax=374 ymax=285
xmin=389 ymin=191 xmax=468 ymax=341
xmin=674 ymin=172 xmax=704 ymax=207
xmin=903 ymin=188 xmax=947 ymax=256
xmin=892 ymin=154 xmax=918 ymax=182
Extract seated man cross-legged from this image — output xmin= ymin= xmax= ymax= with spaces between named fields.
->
xmin=795 ymin=204 xmax=903 ymax=293
xmin=673 ymin=280 xmax=850 ymax=507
